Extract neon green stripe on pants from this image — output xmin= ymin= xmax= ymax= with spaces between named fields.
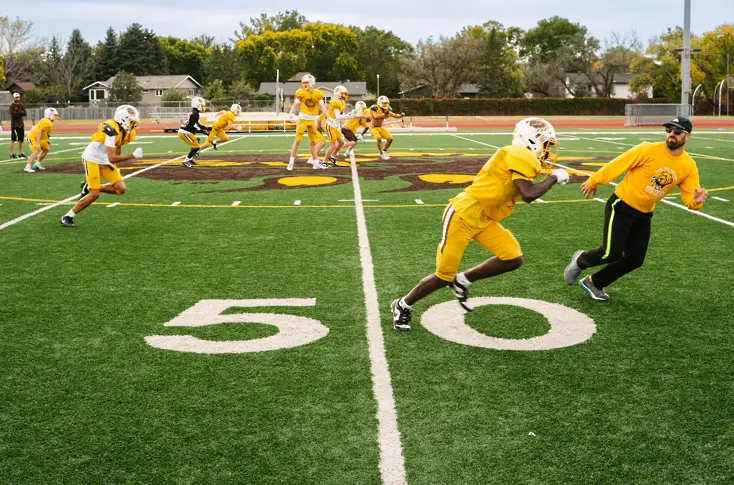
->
xmin=602 ymin=198 xmax=621 ymax=260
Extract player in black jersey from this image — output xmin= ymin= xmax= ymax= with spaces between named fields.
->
xmin=177 ymin=97 xmax=210 ymax=168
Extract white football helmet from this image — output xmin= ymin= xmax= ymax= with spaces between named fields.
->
xmin=44 ymin=107 xmax=59 ymax=121
xmin=377 ymin=96 xmax=390 ymax=109
xmin=333 ymin=85 xmax=349 ymax=100
xmin=231 ymin=103 xmax=242 ymax=115
xmin=512 ymin=117 xmax=560 ymax=168
xmin=301 ymin=74 xmax=316 ymax=89
xmin=114 ymin=105 xmax=140 ymax=133
xmin=355 ymin=100 xmax=367 ymax=111
xmin=191 ymin=96 xmax=206 ymax=112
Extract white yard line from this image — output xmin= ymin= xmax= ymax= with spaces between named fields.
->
xmin=691 ymin=135 xmax=734 ymax=144
xmin=293 ymin=200 xmax=301 ymax=206
xmin=452 ymin=134 xmax=500 ymax=149
xmin=170 ymin=201 xmax=181 ymax=206
xmin=0 ymin=135 xmax=248 ymax=231
xmin=231 ymin=201 xmax=241 ymax=206
xmin=106 ymin=202 xmax=119 ymax=208
xmin=415 ymin=199 xmax=424 ymax=205
xmin=712 ymin=196 xmax=729 ymax=202
xmin=0 ymin=146 xmax=84 ymax=164
xmin=349 ymin=156 xmax=407 ymax=485
xmin=574 ymin=135 xmax=733 ymax=162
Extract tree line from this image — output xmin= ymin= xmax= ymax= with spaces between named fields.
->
xmin=0 ymin=12 xmax=732 ymax=104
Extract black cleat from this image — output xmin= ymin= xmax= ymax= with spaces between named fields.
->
xmin=449 ymin=280 xmax=473 ymax=312
xmin=328 ymin=156 xmax=338 ymax=167
xmin=60 ymin=216 xmax=76 ymax=227
xmin=182 ymin=159 xmax=194 ymax=168
xmin=10 ymin=154 xmax=17 ymax=159
xmin=79 ymin=181 xmax=90 ymax=198
xmin=18 ymin=153 xmax=27 ymax=159
xmin=212 ymin=141 xmax=218 ymax=150
xmin=391 ymin=299 xmax=412 ymax=331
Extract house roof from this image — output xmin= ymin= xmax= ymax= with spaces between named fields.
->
xmin=566 ymin=72 xmax=636 ymax=85
xmin=288 ymin=72 xmax=312 ymax=82
xmin=458 ymin=84 xmax=479 ymax=94
xmin=84 ymin=75 xmax=202 ymax=91
xmin=258 ymin=81 xmax=368 ymax=97
xmin=6 ymin=81 xmax=37 ymax=93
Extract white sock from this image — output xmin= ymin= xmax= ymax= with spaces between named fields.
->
xmin=398 ymin=298 xmax=412 ymax=310
xmin=455 ymin=272 xmax=471 ymax=287
xmin=289 ymin=156 xmax=295 ymax=163
xmin=65 ymin=209 xmax=76 ymax=218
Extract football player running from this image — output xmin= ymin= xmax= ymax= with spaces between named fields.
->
xmin=369 ymin=96 xmax=404 ymax=160
xmin=341 ymin=101 xmax=370 ymax=163
xmin=288 ymin=74 xmax=328 ymax=170
xmin=390 ymin=118 xmax=587 ymax=331
xmin=178 ymin=97 xmax=210 ymax=168
xmin=321 ymin=85 xmax=355 ymax=167
xmin=201 ymin=103 xmax=241 ymax=151
xmin=24 ymin=107 xmax=59 ymax=172
xmin=60 ymin=105 xmax=142 ymax=228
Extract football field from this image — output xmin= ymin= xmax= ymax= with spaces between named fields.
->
xmin=1 ymin=127 xmax=733 ymax=484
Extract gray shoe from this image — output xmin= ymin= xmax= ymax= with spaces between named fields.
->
xmin=579 ymin=275 xmax=610 ymax=301
xmin=564 ymin=250 xmax=584 ymax=285
xmin=60 ymin=216 xmax=76 ymax=228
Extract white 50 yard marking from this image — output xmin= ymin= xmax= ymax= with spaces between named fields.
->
xmin=0 ymin=135 xmax=248 ymax=231
xmin=350 ymin=155 xmax=407 ymax=484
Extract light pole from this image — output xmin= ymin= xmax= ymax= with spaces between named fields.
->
xmin=376 ymin=74 xmax=380 ymax=99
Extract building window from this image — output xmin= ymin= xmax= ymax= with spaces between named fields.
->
xmin=95 ymin=90 xmax=105 ymax=100
xmin=189 ymin=89 xmax=195 ymax=96
xmin=143 ymin=90 xmax=150 ymax=94
xmin=155 ymin=89 xmax=163 ymax=96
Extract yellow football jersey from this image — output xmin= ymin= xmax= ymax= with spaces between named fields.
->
xmin=343 ymin=113 xmax=369 ymax=132
xmin=450 ymin=144 xmax=541 ymax=225
xmin=295 ymin=88 xmax=325 ymax=117
xmin=90 ymin=119 xmax=136 ymax=147
xmin=369 ymin=105 xmax=390 ymax=126
xmin=29 ymin=118 xmax=53 ymax=141
xmin=212 ymin=110 xmax=236 ymax=130
xmin=587 ymin=141 xmax=702 ymax=212
xmin=327 ymin=99 xmax=346 ymax=119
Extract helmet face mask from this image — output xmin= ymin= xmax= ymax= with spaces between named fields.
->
xmin=512 ymin=117 xmax=560 ymax=169
xmin=377 ymin=96 xmax=390 ymax=109
xmin=114 ymin=105 xmax=140 ymax=133
xmin=301 ymin=74 xmax=315 ymax=89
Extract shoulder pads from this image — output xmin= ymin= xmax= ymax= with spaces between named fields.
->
xmin=102 ymin=124 xmax=118 ymax=137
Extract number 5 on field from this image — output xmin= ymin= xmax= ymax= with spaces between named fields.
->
xmin=145 ymin=299 xmax=328 ymax=354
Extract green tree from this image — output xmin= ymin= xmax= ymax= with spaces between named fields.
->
xmin=234 ymin=10 xmax=307 ymax=40
xmin=236 ymin=29 xmax=310 ymax=84
xmin=302 ymin=22 xmax=360 ymax=81
xmin=353 ymin=26 xmax=412 ymax=97
xmin=159 ymin=36 xmax=207 ymax=82
xmin=93 ymin=27 xmax=119 ymax=81
xmin=228 ymin=80 xmax=256 ymax=100
xmin=108 ymin=70 xmax=142 ymax=102
xmin=161 ymin=89 xmax=186 ymax=102
xmin=0 ymin=16 xmax=42 ymax=82
xmin=469 ymin=22 xmax=524 ymax=98
xmin=0 ymin=56 xmax=5 ymax=85
xmin=117 ymin=23 xmax=167 ymax=75
xmin=204 ymin=79 xmax=226 ymax=100
xmin=203 ymin=44 xmax=243 ymax=87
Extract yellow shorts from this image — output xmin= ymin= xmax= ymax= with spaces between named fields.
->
xmin=325 ymin=123 xmax=343 ymax=143
xmin=82 ymin=159 xmax=122 ymax=190
xmin=435 ymin=204 xmax=522 ymax=281
xmin=296 ymin=120 xmax=324 ymax=143
xmin=28 ymin=138 xmax=50 ymax=152
xmin=370 ymin=126 xmax=392 ymax=141
xmin=206 ymin=128 xmax=228 ymax=144
xmin=178 ymin=131 xmax=200 ymax=149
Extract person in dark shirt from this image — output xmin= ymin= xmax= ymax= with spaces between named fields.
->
xmin=9 ymin=92 xmax=28 ymax=159
xmin=177 ymin=97 xmax=210 ymax=168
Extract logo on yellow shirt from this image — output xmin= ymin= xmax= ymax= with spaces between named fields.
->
xmin=645 ymin=168 xmax=676 ymax=196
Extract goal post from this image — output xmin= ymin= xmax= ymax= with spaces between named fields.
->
xmin=625 ymin=104 xmax=692 ymax=126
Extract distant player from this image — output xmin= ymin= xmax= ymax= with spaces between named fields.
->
xmin=321 ymin=85 xmax=354 ymax=166
xmin=201 ymin=103 xmax=241 ymax=151
xmin=287 ymin=74 xmax=328 ymax=170
xmin=390 ymin=118 xmax=586 ymax=331
xmin=369 ymin=96 xmax=405 ymax=160
xmin=341 ymin=101 xmax=370 ymax=162
xmin=60 ymin=105 xmax=143 ymax=228
xmin=178 ymin=97 xmax=210 ymax=168
xmin=24 ymin=108 xmax=59 ymax=172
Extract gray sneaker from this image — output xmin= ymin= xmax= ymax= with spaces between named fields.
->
xmin=564 ymin=250 xmax=584 ymax=285
xmin=579 ymin=275 xmax=610 ymax=301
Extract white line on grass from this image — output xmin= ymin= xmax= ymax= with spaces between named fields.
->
xmin=415 ymin=199 xmax=424 ymax=205
xmin=170 ymin=201 xmax=181 ymax=206
xmin=0 ymin=135 xmax=248 ymax=231
xmin=712 ymin=196 xmax=729 ymax=202
xmin=231 ymin=201 xmax=241 ymax=206
xmin=594 ymin=198 xmax=606 ymax=203
xmin=575 ymin=135 xmax=733 ymax=162
xmin=349 ymin=155 xmax=407 ymax=485
xmin=452 ymin=134 xmax=500 ymax=149
xmin=106 ymin=202 xmax=119 ymax=208
xmin=293 ymin=200 xmax=301 ymax=206
xmin=0 ymin=146 xmax=84 ymax=164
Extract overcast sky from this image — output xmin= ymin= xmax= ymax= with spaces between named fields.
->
xmin=6 ymin=0 xmax=733 ymax=48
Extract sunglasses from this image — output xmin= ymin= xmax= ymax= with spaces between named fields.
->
xmin=665 ymin=126 xmax=687 ymax=135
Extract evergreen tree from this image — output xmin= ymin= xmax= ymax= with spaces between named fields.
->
xmin=93 ymin=27 xmax=119 ymax=81
xmin=117 ymin=23 xmax=167 ymax=75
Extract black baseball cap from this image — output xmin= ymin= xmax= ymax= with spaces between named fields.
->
xmin=663 ymin=116 xmax=693 ymax=133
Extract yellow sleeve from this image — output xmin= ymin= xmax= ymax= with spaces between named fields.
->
xmin=295 ymin=89 xmax=305 ymax=102
xmin=678 ymin=162 xmax=703 ymax=210
xmin=506 ymin=150 xmax=540 ymax=180
xmin=588 ymin=142 xmax=649 ymax=189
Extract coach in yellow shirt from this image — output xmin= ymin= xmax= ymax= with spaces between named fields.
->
xmin=564 ymin=116 xmax=708 ymax=301
xmin=390 ymin=118 xmax=587 ymax=331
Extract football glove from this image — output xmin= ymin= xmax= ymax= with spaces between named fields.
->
xmin=133 ymin=147 xmax=143 ymax=159
xmin=356 ymin=134 xmax=364 ymax=142
xmin=551 ymin=168 xmax=569 ymax=185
